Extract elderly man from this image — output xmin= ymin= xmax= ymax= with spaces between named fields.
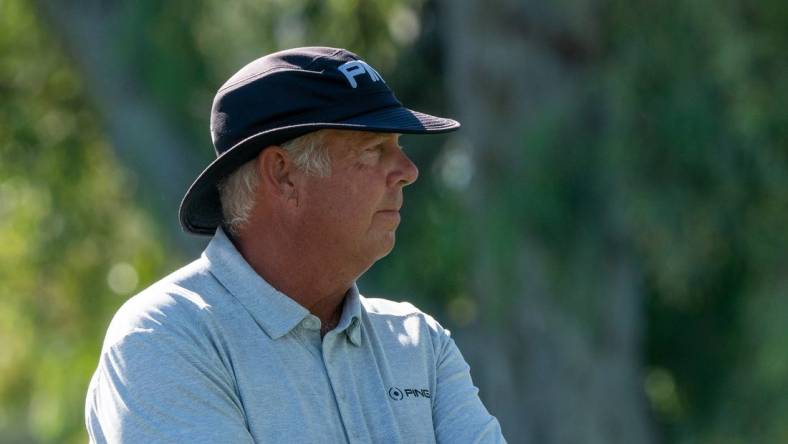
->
xmin=85 ymin=47 xmax=505 ymax=443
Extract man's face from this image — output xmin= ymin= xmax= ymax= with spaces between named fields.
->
xmin=295 ymin=130 xmax=419 ymax=271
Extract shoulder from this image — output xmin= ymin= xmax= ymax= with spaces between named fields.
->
xmin=101 ymin=257 xmax=225 ymax=352
xmin=360 ymin=296 xmax=421 ymax=315
xmin=86 ymin=262 xmax=250 ymax=442
xmin=360 ymin=295 xmax=451 ymax=339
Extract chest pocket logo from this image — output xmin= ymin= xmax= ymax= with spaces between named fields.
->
xmin=388 ymin=386 xmax=431 ymax=401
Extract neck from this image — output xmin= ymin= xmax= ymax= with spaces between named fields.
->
xmin=233 ymin=223 xmax=359 ymax=329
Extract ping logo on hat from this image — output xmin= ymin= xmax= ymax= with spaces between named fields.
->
xmin=337 ymin=60 xmax=385 ymax=89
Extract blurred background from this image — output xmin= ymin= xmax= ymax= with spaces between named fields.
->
xmin=1 ymin=0 xmax=787 ymax=442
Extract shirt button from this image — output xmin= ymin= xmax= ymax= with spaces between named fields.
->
xmin=304 ymin=317 xmax=319 ymax=330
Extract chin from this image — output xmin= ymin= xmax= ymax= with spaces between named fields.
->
xmin=370 ymin=233 xmax=397 ymax=261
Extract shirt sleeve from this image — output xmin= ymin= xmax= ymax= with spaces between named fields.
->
xmin=85 ymin=322 xmax=254 ymax=443
xmin=432 ymin=330 xmax=507 ymax=444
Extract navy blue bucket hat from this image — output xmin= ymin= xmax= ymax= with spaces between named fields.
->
xmin=179 ymin=46 xmax=460 ymax=235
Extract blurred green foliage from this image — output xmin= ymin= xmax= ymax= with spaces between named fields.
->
xmin=1 ymin=0 xmax=786 ymax=443
xmin=601 ymin=2 xmax=788 ymax=441
xmin=0 ymin=2 xmax=170 ymax=442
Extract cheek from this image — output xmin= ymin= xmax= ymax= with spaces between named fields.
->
xmin=300 ymin=160 xmax=388 ymax=214
xmin=301 ymin=179 xmax=369 ymax=226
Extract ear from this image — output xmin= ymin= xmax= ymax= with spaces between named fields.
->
xmin=255 ymin=146 xmax=303 ymax=205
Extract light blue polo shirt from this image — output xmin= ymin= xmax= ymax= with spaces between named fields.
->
xmin=85 ymin=229 xmax=505 ymax=443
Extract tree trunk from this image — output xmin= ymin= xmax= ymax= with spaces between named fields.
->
xmin=441 ymin=1 xmax=655 ymax=442
xmin=34 ymin=0 xmax=207 ymax=255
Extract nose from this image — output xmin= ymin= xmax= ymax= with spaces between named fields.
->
xmin=389 ymin=148 xmax=419 ymax=188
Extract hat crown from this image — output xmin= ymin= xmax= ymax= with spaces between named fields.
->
xmin=210 ymin=47 xmax=398 ymax=155
xmin=219 ymin=47 xmax=357 ymax=91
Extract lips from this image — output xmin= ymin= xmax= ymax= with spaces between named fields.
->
xmin=377 ymin=197 xmax=402 ymax=217
xmin=379 ymin=200 xmax=402 ymax=213
xmin=375 ymin=209 xmax=401 ymax=223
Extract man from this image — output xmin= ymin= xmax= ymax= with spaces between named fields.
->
xmin=86 ymin=47 xmax=505 ymax=443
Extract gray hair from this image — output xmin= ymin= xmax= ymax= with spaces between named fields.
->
xmin=218 ymin=130 xmax=331 ymax=236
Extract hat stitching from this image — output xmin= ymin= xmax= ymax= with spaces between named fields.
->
xmin=218 ymin=66 xmax=308 ymax=92
xmin=218 ymin=49 xmax=353 ymax=93
xmin=301 ymin=47 xmax=347 ymax=70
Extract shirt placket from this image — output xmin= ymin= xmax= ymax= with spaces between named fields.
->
xmin=322 ymin=327 xmax=367 ymax=443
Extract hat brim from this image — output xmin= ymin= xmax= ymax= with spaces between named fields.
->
xmin=179 ymin=106 xmax=460 ymax=235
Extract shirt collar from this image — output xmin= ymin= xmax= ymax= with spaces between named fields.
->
xmin=203 ymin=228 xmax=309 ymax=339
xmin=203 ymin=228 xmax=364 ymax=345
xmin=337 ymin=283 xmax=363 ymax=346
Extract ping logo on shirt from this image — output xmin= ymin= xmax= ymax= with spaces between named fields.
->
xmin=388 ymin=386 xmax=431 ymax=401
xmin=338 ymin=60 xmax=385 ymax=89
